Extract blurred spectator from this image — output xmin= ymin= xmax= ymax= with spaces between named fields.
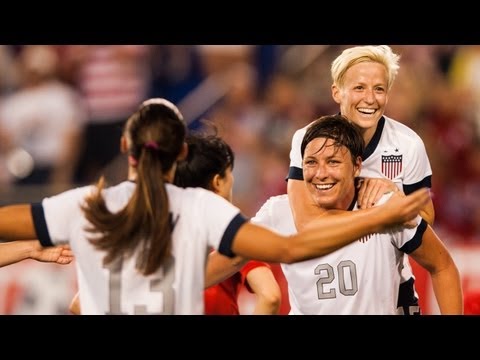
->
xmin=62 ymin=45 xmax=152 ymax=184
xmin=0 ymin=45 xmax=86 ymax=190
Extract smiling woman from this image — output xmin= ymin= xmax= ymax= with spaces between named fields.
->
xmin=301 ymin=115 xmax=363 ymax=211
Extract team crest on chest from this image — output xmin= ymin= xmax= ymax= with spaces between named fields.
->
xmin=381 ymin=149 xmax=403 ymax=179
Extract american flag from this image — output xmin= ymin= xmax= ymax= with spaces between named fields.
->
xmin=381 ymin=154 xmax=402 ymax=179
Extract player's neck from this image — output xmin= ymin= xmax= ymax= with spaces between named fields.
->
xmin=334 ymin=188 xmax=357 ymax=211
xmin=127 ymin=166 xmax=137 ymax=182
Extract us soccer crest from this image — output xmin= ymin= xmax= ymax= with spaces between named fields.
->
xmin=381 ymin=154 xmax=403 ymax=179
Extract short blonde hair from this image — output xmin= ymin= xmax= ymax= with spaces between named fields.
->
xmin=331 ymin=45 xmax=400 ymax=91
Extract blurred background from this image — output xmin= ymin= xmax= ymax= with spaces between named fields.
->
xmin=0 ymin=45 xmax=478 ymax=315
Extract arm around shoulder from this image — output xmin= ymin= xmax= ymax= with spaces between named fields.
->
xmin=231 ymin=188 xmax=430 ymax=263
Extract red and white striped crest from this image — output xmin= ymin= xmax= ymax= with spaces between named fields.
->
xmin=381 ymin=154 xmax=403 ymax=179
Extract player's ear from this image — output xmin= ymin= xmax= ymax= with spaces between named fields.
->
xmin=332 ymin=84 xmax=341 ymax=105
xmin=354 ymin=156 xmax=362 ymax=177
xmin=211 ymin=174 xmax=222 ymax=194
xmin=177 ymin=142 xmax=188 ymax=161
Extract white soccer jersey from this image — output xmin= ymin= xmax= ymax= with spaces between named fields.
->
xmin=31 ymin=181 xmax=246 ymax=315
xmin=288 ymin=115 xmax=432 ymax=312
xmin=251 ymin=194 xmax=427 ymax=315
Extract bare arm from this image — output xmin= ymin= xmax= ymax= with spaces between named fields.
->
xmin=409 ymin=226 xmax=463 ymax=314
xmin=0 ymin=240 xmax=73 ymax=267
xmin=204 ymin=251 xmax=248 ymax=288
xmin=419 ymin=199 xmax=435 ymax=225
xmin=232 ymin=188 xmax=430 ymax=263
xmin=0 ymin=204 xmax=37 ymax=240
xmin=245 ymin=265 xmax=281 ymax=315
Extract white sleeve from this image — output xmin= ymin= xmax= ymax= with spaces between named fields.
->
xmin=192 ymin=189 xmax=246 ymax=256
xmin=36 ymin=186 xmax=93 ymax=246
xmin=287 ymin=126 xmax=309 ymax=180
xmin=250 ymin=195 xmax=296 ymax=236
xmin=390 ymin=216 xmax=427 ymax=254
xmin=289 ymin=127 xmax=307 ymax=169
xmin=374 ymin=192 xmax=425 ymax=253
xmin=403 ymin=133 xmax=432 ymax=188
xmin=251 ymin=198 xmax=274 ymax=228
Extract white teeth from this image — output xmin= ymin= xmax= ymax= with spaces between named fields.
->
xmin=358 ymin=108 xmax=375 ymax=114
xmin=315 ymin=184 xmax=333 ymax=190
